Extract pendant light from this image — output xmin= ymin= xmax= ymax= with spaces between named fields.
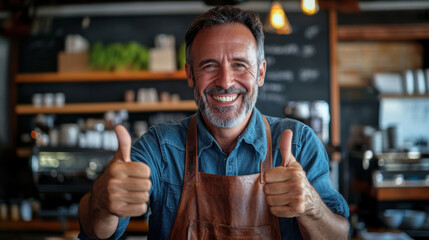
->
xmin=301 ymin=0 xmax=319 ymax=15
xmin=263 ymin=1 xmax=292 ymax=35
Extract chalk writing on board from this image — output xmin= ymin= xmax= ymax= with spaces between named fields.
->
xmin=305 ymin=25 xmax=320 ymax=40
xmin=265 ymin=56 xmax=276 ymax=66
xmin=265 ymin=44 xmax=300 ymax=56
xmin=299 ymin=68 xmax=320 ymax=82
xmin=302 ymin=45 xmax=316 ymax=58
xmin=258 ymin=90 xmax=286 ymax=105
xmin=266 ymin=70 xmax=294 ymax=82
xmin=257 ymin=11 xmax=329 ymax=117
xmin=260 ymin=82 xmax=284 ymax=92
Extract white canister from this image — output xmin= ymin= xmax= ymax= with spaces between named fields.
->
xmin=60 ymin=124 xmax=80 ymax=147
xmin=425 ymin=68 xmax=429 ymax=94
xmin=49 ymin=129 xmax=59 ymax=147
xmin=414 ymin=69 xmax=426 ymax=95
xmin=137 ymin=88 xmax=148 ymax=103
xmin=0 ymin=201 xmax=7 ymax=220
xmin=403 ymin=70 xmax=415 ymax=95
xmin=43 ymin=93 xmax=54 ymax=107
xmin=55 ymin=92 xmax=66 ymax=106
xmin=32 ymin=93 xmax=43 ymax=107
xmin=20 ymin=200 xmax=32 ymax=221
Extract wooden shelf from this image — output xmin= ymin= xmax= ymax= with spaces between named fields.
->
xmin=15 ymin=71 xmax=187 ymax=83
xmin=16 ymin=100 xmax=197 ymax=114
xmin=376 ymin=187 xmax=429 ymax=201
xmin=379 ymin=94 xmax=429 ymax=99
xmin=0 ymin=218 xmax=148 ymax=232
xmin=352 ymin=180 xmax=429 ymax=201
xmin=338 ymin=24 xmax=429 ymax=41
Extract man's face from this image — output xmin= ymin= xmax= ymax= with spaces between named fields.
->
xmin=186 ymin=23 xmax=266 ymax=128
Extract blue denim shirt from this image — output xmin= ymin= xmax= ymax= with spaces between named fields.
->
xmin=79 ymin=108 xmax=349 ymax=240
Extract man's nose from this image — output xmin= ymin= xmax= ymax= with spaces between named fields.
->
xmin=216 ymin=66 xmax=234 ymax=89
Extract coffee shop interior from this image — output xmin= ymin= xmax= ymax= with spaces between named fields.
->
xmin=0 ymin=0 xmax=429 ymax=239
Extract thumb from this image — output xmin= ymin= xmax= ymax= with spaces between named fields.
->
xmin=114 ymin=125 xmax=132 ymax=162
xmin=280 ymin=129 xmax=293 ymax=167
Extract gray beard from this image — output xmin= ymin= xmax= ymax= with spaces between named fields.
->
xmin=194 ymin=81 xmax=259 ymax=128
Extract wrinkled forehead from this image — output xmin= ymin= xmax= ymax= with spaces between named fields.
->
xmin=190 ymin=23 xmax=258 ymax=60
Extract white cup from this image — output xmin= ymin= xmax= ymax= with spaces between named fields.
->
xmin=403 ymin=70 xmax=415 ymax=95
xmin=55 ymin=92 xmax=65 ymax=106
xmin=43 ymin=93 xmax=54 ymax=106
xmin=137 ymin=88 xmax=148 ymax=103
xmin=32 ymin=93 xmax=43 ymax=107
xmin=147 ymin=88 xmax=159 ymax=102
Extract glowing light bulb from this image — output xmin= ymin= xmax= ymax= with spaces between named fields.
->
xmin=264 ymin=1 xmax=291 ymax=35
xmin=270 ymin=3 xmax=286 ymax=28
xmin=302 ymin=0 xmax=319 ymax=15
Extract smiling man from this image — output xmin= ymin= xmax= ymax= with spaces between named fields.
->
xmin=78 ymin=6 xmax=349 ymax=240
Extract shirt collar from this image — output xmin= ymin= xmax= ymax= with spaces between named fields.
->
xmin=195 ymin=111 xmax=217 ymax=153
xmin=238 ymin=108 xmax=267 ymax=159
xmin=195 ymin=108 xmax=267 ymax=159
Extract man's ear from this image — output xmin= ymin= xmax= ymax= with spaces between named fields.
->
xmin=185 ymin=63 xmax=194 ymax=88
xmin=258 ymin=60 xmax=266 ymax=87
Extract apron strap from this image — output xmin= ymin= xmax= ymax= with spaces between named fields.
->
xmin=185 ymin=114 xmax=273 ymax=184
xmin=185 ymin=115 xmax=198 ymax=184
xmin=260 ymin=116 xmax=272 ymax=184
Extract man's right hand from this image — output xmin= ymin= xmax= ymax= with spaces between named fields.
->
xmin=91 ymin=125 xmax=151 ymax=218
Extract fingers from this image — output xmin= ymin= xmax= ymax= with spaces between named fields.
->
xmin=264 ymin=163 xmax=302 ymax=183
xmin=269 ymin=205 xmax=305 ymax=218
xmin=108 ymin=177 xmax=152 ymax=192
xmin=263 ymin=160 xmax=308 ymax=218
xmin=109 ymin=161 xmax=151 ymax=179
xmin=280 ymin=129 xmax=293 ymax=167
xmin=114 ymin=125 xmax=132 ymax=162
xmin=110 ymin=202 xmax=148 ymax=218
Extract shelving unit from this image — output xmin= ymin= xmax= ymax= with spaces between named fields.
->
xmin=15 ymin=70 xmax=187 ymax=83
xmin=14 ymin=70 xmax=196 ymax=114
xmin=353 ymin=180 xmax=429 ymax=201
xmin=379 ymin=94 xmax=429 ymax=99
xmin=12 ymin=70 xmax=195 ymax=146
xmin=16 ymin=100 xmax=197 ymax=114
xmin=9 ymin=70 xmax=192 ymax=234
xmin=338 ymin=24 xmax=429 ymax=41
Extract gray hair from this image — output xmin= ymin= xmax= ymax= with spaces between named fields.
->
xmin=185 ymin=5 xmax=265 ymax=68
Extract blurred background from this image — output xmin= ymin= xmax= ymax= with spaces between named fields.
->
xmin=0 ymin=0 xmax=429 ymax=239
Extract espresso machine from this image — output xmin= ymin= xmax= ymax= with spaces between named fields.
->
xmin=31 ymin=147 xmax=114 ymax=218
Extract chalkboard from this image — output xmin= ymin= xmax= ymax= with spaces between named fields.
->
xmin=257 ymin=11 xmax=330 ymax=117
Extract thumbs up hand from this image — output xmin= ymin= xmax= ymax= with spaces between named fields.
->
xmin=90 ymin=125 xmax=151 ymax=218
xmin=114 ymin=124 xmax=132 ymax=163
xmin=263 ymin=130 xmax=322 ymax=219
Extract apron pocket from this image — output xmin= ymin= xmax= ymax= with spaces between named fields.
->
xmin=187 ymin=220 xmax=274 ymax=240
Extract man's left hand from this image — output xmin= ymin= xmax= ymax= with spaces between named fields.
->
xmin=263 ymin=130 xmax=322 ymax=219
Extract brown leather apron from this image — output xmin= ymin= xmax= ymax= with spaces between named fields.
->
xmin=168 ymin=115 xmax=281 ymax=240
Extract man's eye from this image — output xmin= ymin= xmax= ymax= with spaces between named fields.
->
xmin=203 ymin=64 xmax=216 ymax=70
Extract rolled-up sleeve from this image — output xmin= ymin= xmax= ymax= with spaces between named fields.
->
xmin=78 ymin=217 xmax=130 ymax=240
xmin=297 ymin=126 xmax=349 ymax=218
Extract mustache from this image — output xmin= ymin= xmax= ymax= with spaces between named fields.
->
xmin=204 ymin=86 xmax=247 ymax=95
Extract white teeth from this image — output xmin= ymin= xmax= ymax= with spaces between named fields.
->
xmin=213 ymin=95 xmax=238 ymax=102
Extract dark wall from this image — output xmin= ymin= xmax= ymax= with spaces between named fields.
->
xmin=0 ymin=37 xmax=11 ymax=199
